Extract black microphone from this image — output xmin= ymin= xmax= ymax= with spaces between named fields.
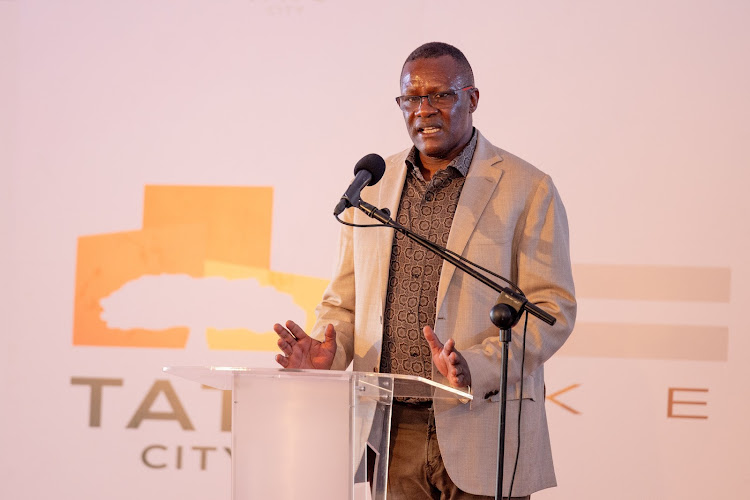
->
xmin=333 ymin=153 xmax=386 ymax=216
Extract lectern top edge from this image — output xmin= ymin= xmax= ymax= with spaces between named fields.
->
xmin=163 ymin=366 xmax=472 ymax=401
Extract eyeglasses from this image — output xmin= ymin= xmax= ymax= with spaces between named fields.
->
xmin=395 ymin=86 xmax=475 ymax=111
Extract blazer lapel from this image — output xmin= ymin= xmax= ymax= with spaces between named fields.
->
xmin=375 ymin=152 xmax=408 ymax=312
xmin=436 ymin=133 xmax=504 ymax=315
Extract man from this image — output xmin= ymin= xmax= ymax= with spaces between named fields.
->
xmin=274 ymin=42 xmax=576 ymax=499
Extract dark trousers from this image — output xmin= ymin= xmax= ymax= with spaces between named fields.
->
xmin=387 ymin=403 xmax=530 ymax=500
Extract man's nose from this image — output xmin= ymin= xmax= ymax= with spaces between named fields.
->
xmin=415 ymin=96 xmax=438 ymax=116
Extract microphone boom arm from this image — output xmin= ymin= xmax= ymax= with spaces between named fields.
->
xmin=357 ymin=200 xmax=556 ymax=326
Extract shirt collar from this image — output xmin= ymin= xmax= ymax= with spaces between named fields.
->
xmin=405 ymin=128 xmax=478 ymax=180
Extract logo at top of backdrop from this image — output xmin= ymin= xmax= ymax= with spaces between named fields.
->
xmin=73 ymin=185 xmax=327 ymax=351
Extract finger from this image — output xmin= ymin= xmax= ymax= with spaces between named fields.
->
xmin=454 ymin=354 xmax=471 ymax=387
xmin=275 ymin=353 xmax=289 ymax=368
xmin=277 ymin=338 xmax=293 ymax=357
xmin=448 ymin=367 xmax=464 ymax=387
xmin=443 ymin=338 xmax=456 ymax=355
xmin=273 ymin=323 xmax=296 ymax=343
xmin=285 ymin=320 xmax=309 ymax=341
xmin=447 ymin=350 xmax=461 ymax=366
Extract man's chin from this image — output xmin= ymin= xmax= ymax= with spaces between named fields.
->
xmin=411 ymin=138 xmax=448 ymax=159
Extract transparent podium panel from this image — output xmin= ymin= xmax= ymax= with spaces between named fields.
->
xmin=165 ymin=367 xmax=471 ymax=500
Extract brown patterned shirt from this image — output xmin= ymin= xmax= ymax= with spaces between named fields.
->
xmin=379 ymin=130 xmax=478 ymax=380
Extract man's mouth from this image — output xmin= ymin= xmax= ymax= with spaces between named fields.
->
xmin=418 ymin=126 xmax=441 ymax=135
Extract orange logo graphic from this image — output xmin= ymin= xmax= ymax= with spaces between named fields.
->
xmin=73 ymin=185 xmax=328 ymax=350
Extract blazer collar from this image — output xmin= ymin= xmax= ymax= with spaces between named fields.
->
xmin=376 ymin=150 xmax=409 ymax=216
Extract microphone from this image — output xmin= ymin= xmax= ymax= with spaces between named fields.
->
xmin=333 ymin=153 xmax=386 ymax=216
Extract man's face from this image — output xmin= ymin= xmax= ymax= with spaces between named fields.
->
xmin=400 ymin=55 xmax=478 ymax=161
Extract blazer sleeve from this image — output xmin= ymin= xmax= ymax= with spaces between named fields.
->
xmin=310 ymin=209 xmax=357 ymax=371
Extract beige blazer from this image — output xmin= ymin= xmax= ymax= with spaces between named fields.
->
xmin=312 ymin=131 xmax=577 ymax=497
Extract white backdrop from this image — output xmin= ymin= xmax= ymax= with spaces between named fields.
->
xmin=2 ymin=0 xmax=749 ymax=498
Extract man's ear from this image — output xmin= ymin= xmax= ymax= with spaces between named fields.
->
xmin=469 ymin=88 xmax=479 ymax=113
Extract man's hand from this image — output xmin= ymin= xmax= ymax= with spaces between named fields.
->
xmin=423 ymin=325 xmax=471 ymax=388
xmin=274 ymin=320 xmax=337 ymax=370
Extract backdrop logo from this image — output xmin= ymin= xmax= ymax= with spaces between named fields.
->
xmin=73 ymin=185 xmax=327 ymax=351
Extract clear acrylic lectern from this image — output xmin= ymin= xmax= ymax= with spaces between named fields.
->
xmin=165 ymin=367 xmax=471 ymax=500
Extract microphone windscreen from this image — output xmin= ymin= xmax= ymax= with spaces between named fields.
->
xmin=353 ymin=153 xmax=386 ymax=186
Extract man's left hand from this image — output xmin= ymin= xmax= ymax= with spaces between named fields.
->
xmin=423 ymin=325 xmax=472 ymax=389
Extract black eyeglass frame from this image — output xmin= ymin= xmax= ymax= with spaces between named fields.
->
xmin=395 ymin=85 xmax=476 ymax=110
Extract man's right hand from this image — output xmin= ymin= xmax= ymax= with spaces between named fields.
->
xmin=273 ymin=320 xmax=337 ymax=370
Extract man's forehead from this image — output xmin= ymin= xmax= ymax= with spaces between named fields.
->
xmin=400 ymin=56 xmax=464 ymax=90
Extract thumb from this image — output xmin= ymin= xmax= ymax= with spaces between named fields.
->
xmin=323 ymin=324 xmax=337 ymax=346
xmin=423 ymin=325 xmax=443 ymax=351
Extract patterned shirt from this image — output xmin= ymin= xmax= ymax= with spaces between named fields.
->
xmin=379 ymin=129 xmax=478 ymax=380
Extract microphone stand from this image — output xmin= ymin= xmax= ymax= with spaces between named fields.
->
xmin=354 ymin=200 xmax=556 ymax=500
